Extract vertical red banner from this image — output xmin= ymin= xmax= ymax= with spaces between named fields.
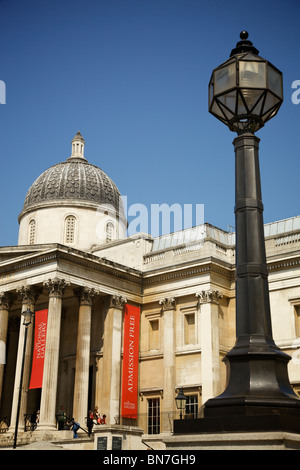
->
xmin=29 ymin=309 xmax=48 ymax=389
xmin=121 ymin=304 xmax=140 ymax=419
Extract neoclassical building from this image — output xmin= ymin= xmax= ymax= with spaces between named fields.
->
xmin=0 ymin=132 xmax=300 ymax=449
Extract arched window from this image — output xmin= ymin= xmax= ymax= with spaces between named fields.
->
xmin=65 ymin=215 xmax=76 ymax=244
xmin=29 ymin=219 xmax=36 ymax=245
xmin=106 ymin=222 xmax=114 ymax=243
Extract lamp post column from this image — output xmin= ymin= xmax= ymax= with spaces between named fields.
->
xmin=204 ymin=133 xmax=300 ymax=417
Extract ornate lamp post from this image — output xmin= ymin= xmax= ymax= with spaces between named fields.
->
xmin=13 ymin=308 xmax=34 ymax=449
xmin=201 ymin=32 xmax=300 ymax=431
xmin=175 ymin=388 xmax=187 ymax=420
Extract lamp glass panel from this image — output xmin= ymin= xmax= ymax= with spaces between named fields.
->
xmin=239 ymin=61 xmax=266 ymax=88
xmin=262 ymin=91 xmax=280 ymax=115
xmin=218 ymin=90 xmax=236 ymax=114
xmin=240 ymin=88 xmax=265 ymax=113
xmin=267 ymin=65 xmax=282 ymax=98
xmin=214 ymin=62 xmax=236 ymax=95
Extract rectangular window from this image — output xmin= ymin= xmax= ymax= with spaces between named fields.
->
xmin=147 ymin=398 xmax=160 ymax=434
xmin=149 ymin=319 xmax=159 ymax=350
xmin=295 ymin=305 xmax=300 ymax=337
xmin=184 ymin=313 xmax=195 ymax=344
xmin=185 ymin=394 xmax=198 ymax=418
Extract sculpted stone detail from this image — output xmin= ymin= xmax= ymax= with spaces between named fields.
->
xmin=0 ymin=291 xmax=15 ymax=310
xmin=106 ymin=295 xmax=127 ymax=310
xmin=44 ymin=278 xmax=69 ymax=298
xmin=73 ymin=286 xmax=98 ymax=306
xmin=196 ymin=290 xmax=223 ymax=304
xmin=17 ymin=285 xmax=42 ymax=305
xmin=159 ymin=297 xmax=176 ymax=310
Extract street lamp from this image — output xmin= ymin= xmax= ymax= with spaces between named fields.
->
xmin=175 ymin=388 xmax=187 ymax=420
xmin=13 ymin=308 xmax=34 ymax=449
xmin=203 ymin=32 xmax=300 ymax=430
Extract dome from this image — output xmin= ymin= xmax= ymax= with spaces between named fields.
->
xmin=18 ymin=132 xmax=127 ymax=250
xmin=19 ymin=132 xmax=125 ymax=221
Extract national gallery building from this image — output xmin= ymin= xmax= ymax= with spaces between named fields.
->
xmin=0 ymin=132 xmax=300 ymax=449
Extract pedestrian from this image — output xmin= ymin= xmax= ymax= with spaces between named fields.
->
xmin=87 ymin=410 xmax=94 ymax=437
xmin=71 ymin=418 xmax=80 ymax=439
xmin=93 ymin=406 xmax=100 ymax=424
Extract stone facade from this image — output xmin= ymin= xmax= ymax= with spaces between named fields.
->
xmin=0 ymin=134 xmax=300 ymax=448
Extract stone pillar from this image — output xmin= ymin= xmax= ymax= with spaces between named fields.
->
xmin=196 ymin=290 xmax=222 ymax=404
xmin=72 ymin=286 xmax=97 ymax=427
xmin=38 ymin=278 xmax=68 ymax=430
xmin=159 ymin=297 xmax=176 ymax=432
xmin=0 ymin=292 xmax=14 ymax=406
xmin=9 ymin=286 xmax=41 ymax=433
xmin=101 ymin=295 xmax=126 ymax=425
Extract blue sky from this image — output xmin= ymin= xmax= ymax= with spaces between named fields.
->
xmin=0 ymin=0 xmax=299 ymax=245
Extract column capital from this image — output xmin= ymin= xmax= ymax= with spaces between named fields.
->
xmin=159 ymin=297 xmax=176 ymax=311
xmin=17 ymin=285 xmax=42 ymax=305
xmin=106 ymin=294 xmax=127 ymax=310
xmin=196 ymin=290 xmax=223 ymax=305
xmin=0 ymin=291 xmax=15 ymax=309
xmin=44 ymin=278 xmax=69 ymax=298
xmin=73 ymin=286 xmax=98 ymax=306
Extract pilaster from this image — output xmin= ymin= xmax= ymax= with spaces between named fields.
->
xmin=159 ymin=297 xmax=176 ymax=431
xmin=196 ymin=290 xmax=222 ymax=404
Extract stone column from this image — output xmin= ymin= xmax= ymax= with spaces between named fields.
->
xmin=0 ymin=292 xmax=14 ymax=407
xmin=72 ymin=286 xmax=97 ymax=427
xmin=159 ymin=297 xmax=176 ymax=432
xmin=38 ymin=278 xmax=68 ymax=430
xmin=196 ymin=289 xmax=222 ymax=404
xmin=101 ymin=295 xmax=126 ymax=424
xmin=9 ymin=286 xmax=41 ymax=433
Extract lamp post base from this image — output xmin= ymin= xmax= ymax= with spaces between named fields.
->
xmin=174 ymin=409 xmax=300 ymax=435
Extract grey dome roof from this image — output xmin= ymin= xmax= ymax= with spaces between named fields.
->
xmin=20 ymin=133 xmax=125 ymax=219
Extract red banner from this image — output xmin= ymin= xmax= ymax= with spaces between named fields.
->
xmin=121 ymin=304 xmax=140 ymax=419
xmin=29 ymin=309 xmax=48 ymax=389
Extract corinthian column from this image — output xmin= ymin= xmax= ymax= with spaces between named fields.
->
xmin=101 ymin=295 xmax=126 ymax=424
xmin=38 ymin=278 xmax=68 ymax=430
xmin=196 ymin=289 xmax=222 ymax=403
xmin=9 ymin=286 xmax=41 ymax=434
xmin=72 ymin=287 xmax=98 ymax=427
xmin=159 ymin=297 xmax=176 ymax=431
xmin=0 ymin=292 xmax=15 ymax=406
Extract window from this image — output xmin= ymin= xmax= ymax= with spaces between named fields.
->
xmin=147 ymin=398 xmax=160 ymax=434
xmin=29 ymin=219 xmax=36 ymax=245
xmin=65 ymin=215 xmax=76 ymax=244
xmin=106 ymin=222 xmax=114 ymax=243
xmin=185 ymin=394 xmax=198 ymax=418
xmin=149 ymin=319 xmax=159 ymax=350
xmin=184 ymin=313 xmax=195 ymax=344
xmin=295 ymin=305 xmax=300 ymax=337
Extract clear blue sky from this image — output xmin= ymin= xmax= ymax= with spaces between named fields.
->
xmin=0 ymin=0 xmax=299 ymax=245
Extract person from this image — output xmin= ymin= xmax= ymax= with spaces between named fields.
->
xmin=71 ymin=418 xmax=80 ymax=439
xmin=100 ymin=414 xmax=106 ymax=425
xmin=57 ymin=405 xmax=66 ymax=430
xmin=93 ymin=406 xmax=100 ymax=424
xmin=87 ymin=410 xmax=94 ymax=437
